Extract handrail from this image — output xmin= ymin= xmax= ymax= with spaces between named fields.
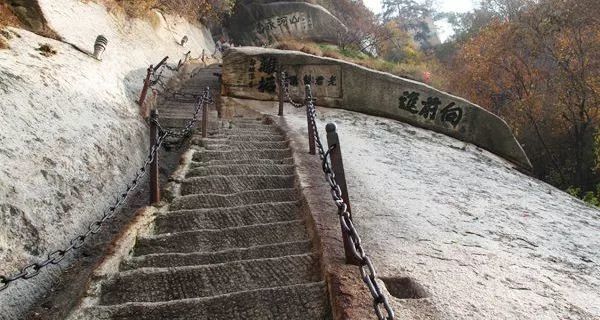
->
xmin=0 ymin=85 xmax=212 ymax=293
xmin=282 ymin=79 xmax=396 ymax=320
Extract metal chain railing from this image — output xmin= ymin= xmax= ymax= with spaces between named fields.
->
xmin=0 ymin=129 xmax=169 ymax=292
xmin=0 ymin=80 xmax=211 ymax=292
xmin=303 ymin=86 xmax=395 ymax=320
xmin=280 ymin=71 xmax=305 ymax=108
xmin=159 ymin=87 xmax=212 ymax=140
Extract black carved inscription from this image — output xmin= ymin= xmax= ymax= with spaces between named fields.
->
xmin=287 ymin=74 xmax=299 ymax=86
xmin=303 ymin=74 xmax=314 ymax=85
xmin=328 ymin=75 xmax=337 ymax=86
xmin=258 ymin=76 xmax=277 ymax=93
xmin=399 ymin=91 xmax=420 ymax=114
xmin=277 ymin=16 xmax=288 ymax=27
xmin=316 ymin=75 xmax=325 ymax=86
xmin=419 ymin=97 xmax=441 ymax=120
xmin=248 ymin=58 xmax=257 ymax=88
xmin=440 ymin=102 xmax=463 ymax=127
xmin=259 ymin=56 xmax=278 ymax=74
xmin=398 ymin=91 xmax=464 ymax=127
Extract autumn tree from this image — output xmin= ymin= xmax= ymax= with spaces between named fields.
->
xmin=448 ymin=0 xmax=600 ymax=190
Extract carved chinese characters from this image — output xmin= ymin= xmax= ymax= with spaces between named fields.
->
xmin=255 ymin=12 xmax=314 ymax=37
xmin=399 ymin=91 xmax=463 ymax=127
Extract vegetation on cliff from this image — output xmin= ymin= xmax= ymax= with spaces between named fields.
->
xmin=440 ymin=0 xmax=600 ymax=202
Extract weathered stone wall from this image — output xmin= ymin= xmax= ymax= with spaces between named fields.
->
xmin=0 ymin=1 xmax=216 ymax=318
xmin=222 ymin=47 xmax=532 ymax=170
xmin=228 ymin=1 xmax=347 ymax=46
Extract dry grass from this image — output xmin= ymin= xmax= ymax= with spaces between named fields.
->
xmin=274 ymin=40 xmax=441 ymax=84
xmin=0 ymin=3 xmax=22 ymax=28
xmin=36 ymin=43 xmax=57 ymax=57
xmin=274 ymin=40 xmax=323 ymax=56
xmin=0 ymin=3 xmax=21 ymax=49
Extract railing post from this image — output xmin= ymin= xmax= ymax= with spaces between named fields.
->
xmin=277 ymin=69 xmax=284 ymax=116
xmin=149 ymin=109 xmax=160 ymax=204
xmin=202 ymin=87 xmax=209 ymax=138
xmin=137 ymin=65 xmax=153 ymax=108
xmin=326 ymin=122 xmax=360 ymax=265
xmin=305 ymin=85 xmax=316 ymax=155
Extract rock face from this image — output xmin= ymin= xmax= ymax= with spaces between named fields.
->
xmin=0 ymin=0 xmax=216 ymax=318
xmin=228 ymin=1 xmax=347 ymax=46
xmin=222 ymin=47 xmax=532 ymax=170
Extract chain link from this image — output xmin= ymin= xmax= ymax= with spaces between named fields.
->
xmin=280 ymin=71 xmax=305 ymax=108
xmin=0 ymin=83 xmax=208 ymax=293
xmin=160 ymin=87 xmax=212 ymax=141
xmin=304 ymin=88 xmax=395 ymax=320
xmin=0 ymin=128 xmax=167 ymax=292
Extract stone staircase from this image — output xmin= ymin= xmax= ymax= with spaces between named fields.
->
xmin=71 ymin=117 xmax=332 ymax=319
xmin=157 ymin=65 xmax=221 ymax=129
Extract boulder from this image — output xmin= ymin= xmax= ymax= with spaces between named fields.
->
xmin=228 ymin=1 xmax=347 ymax=46
xmin=222 ymin=46 xmax=532 ymax=170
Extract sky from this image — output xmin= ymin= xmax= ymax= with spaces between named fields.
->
xmin=362 ymin=0 xmax=478 ymax=42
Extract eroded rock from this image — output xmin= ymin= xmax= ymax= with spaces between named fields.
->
xmin=222 ymin=46 xmax=532 ymax=170
xmin=228 ymin=1 xmax=347 ymax=46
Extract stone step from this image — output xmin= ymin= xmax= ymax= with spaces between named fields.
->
xmin=100 ymin=254 xmax=321 ymax=304
xmin=187 ymin=164 xmax=295 ymax=177
xmin=122 ymin=240 xmax=312 ymax=269
xmin=170 ymin=188 xmax=299 ymax=210
xmin=134 ymin=220 xmax=307 ymax=255
xmin=193 ymin=149 xmax=291 ymax=162
xmin=181 ymin=175 xmax=296 ymax=195
xmin=155 ymin=201 xmax=301 ymax=233
xmin=189 ymin=158 xmax=295 ymax=167
xmin=203 ymin=140 xmax=289 ymax=150
xmin=221 ymin=127 xmax=281 ymax=134
xmin=158 ymin=109 xmax=200 ymax=117
xmin=229 ymin=123 xmax=277 ymax=129
xmin=205 ymin=134 xmax=287 ymax=142
xmin=74 ymin=282 xmax=330 ymax=320
xmin=158 ymin=118 xmax=200 ymax=129
xmin=228 ymin=118 xmax=264 ymax=123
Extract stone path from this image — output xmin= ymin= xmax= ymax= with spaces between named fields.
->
xmin=70 ymin=67 xmax=332 ymax=319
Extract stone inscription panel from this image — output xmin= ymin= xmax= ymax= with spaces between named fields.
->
xmin=254 ymin=12 xmax=314 ymax=37
xmin=282 ymin=65 xmax=341 ymax=99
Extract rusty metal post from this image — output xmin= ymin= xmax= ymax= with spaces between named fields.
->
xmin=149 ymin=109 xmax=160 ymax=204
xmin=277 ymin=69 xmax=284 ymax=116
xmin=326 ymin=122 xmax=360 ymax=265
xmin=202 ymin=87 xmax=209 ymax=138
xmin=305 ymin=85 xmax=316 ymax=155
xmin=137 ymin=65 xmax=153 ymax=108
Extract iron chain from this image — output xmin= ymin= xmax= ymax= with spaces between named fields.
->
xmin=0 ymin=57 xmax=210 ymax=292
xmin=281 ymin=71 xmax=305 ymax=108
xmin=304 ymin=90 xmax=395 ymax=320
xmin=160 ymin=87 xmax=212 ymax=142
xmin=0 ymin=128 xmax=168 ymax=292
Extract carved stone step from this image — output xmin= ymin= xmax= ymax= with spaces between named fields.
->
xmin=181 ymin=175 xmax=296 ymax=195
xmin=202 ymin=140 xmax=290 ymax=150
xmin=220 ymin=126 xmax=281 ymax=134
xmin=186 ymin=164 xmax=295 ymax=177
xmin=155 ymin=201 xmax=301 ymax=233
xmin=170 ymin=188 xmax=299 ymax=211
xmin=134 ymin=220 xmax=307 ymax=255
xmin=193 ymin=149 xmax=292 ymax=162
xmin=121 ymin=240 xmax=312 ymax=270
xmin=202 ymin=134 xmax=287 ymax=142
xmin=100 ymin=254 xmax=321 ymax=304
xmin=73 ymin=282 xmax=331 ymax=320
xmin=189 ymin=158 xmax=295 ymax=167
